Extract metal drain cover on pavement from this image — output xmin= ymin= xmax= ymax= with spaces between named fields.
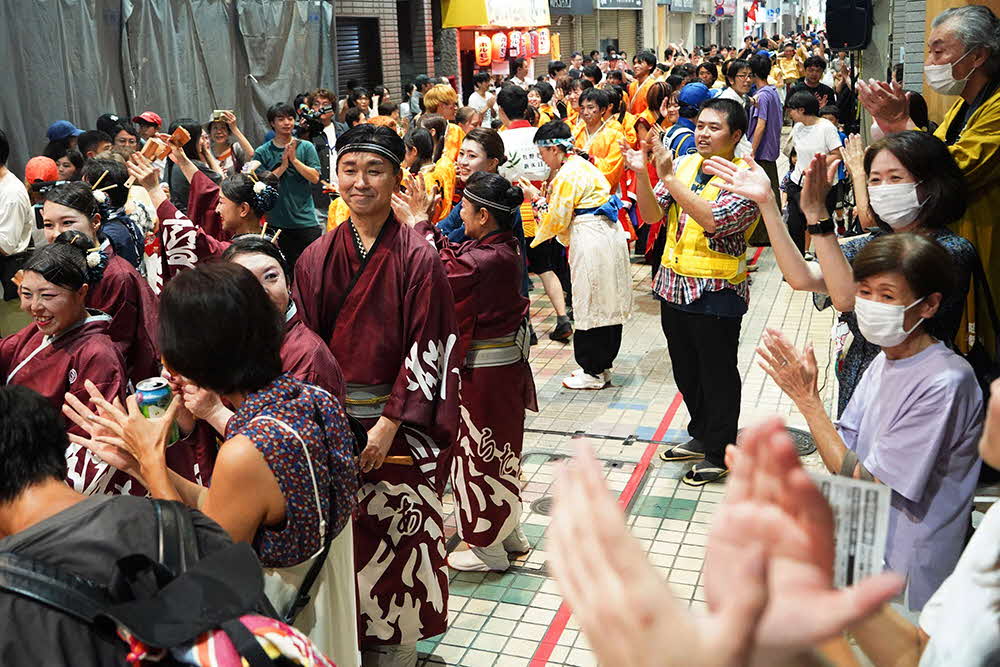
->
xmin=530 ymin=496 xmax=554 ymax=516
xmin=737 ymin=426 xmax=817 ymax=457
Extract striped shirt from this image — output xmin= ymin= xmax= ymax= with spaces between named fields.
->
xmin=651 ymin=166 xmax=760 ymax=306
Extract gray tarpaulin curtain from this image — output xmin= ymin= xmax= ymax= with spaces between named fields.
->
xmin=0 ymin=0 xmax=336 ymax=175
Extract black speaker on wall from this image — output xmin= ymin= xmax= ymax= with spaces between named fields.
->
xmin=826 ymin=0 xmax=873 ymax=50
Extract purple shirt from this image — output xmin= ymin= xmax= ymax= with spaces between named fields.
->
xmin=836 ymin=342 xmax=983 ymax=611
xmin=748 ymin=85 xmax=782 ymax=161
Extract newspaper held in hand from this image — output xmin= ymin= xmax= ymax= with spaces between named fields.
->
xmin=813 ymin=473 xmax=891 ymax=588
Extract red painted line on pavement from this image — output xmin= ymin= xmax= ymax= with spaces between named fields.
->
xmin=528 ymin=391 xmax=684 ymax=666
xmin=749 ymin=246 xmax=764 ymax=265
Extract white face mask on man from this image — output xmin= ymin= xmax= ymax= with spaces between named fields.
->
xmin=867 ymin=182 xmax=923 ymax=229
xmin=924 ymin=49 xmax=974 ymax=96
xmin=854 ymin=295 xmax=925 ymax=347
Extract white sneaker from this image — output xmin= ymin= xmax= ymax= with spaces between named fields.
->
xmin=562 ymin=372 xmax=608 ymax=390
xmin=502 ymin=526 xmax=531 ymax=554
xmin=603 ymin=369 xmax=612 ymax=384
xmin=448 ymin=543 xmax=511 ymax=572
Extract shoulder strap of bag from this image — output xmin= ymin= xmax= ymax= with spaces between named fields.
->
xmin=153 ymin=499 xmax=199 ymax=577
xmin=0 ymin=552 xmax=110 ymax=624
xmin=249 ymin=415 xmax=334 ymax=625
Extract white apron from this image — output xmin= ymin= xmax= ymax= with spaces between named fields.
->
xmin=255 ymin=416 xmax=361 ymax=667
xmin=568 ymin=213 xmax=634 ymax=330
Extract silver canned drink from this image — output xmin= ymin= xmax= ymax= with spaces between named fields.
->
xmin=135 ymin=377 xmax=179 ymax=443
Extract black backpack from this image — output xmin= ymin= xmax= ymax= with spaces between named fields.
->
xmin=0 ymin=500 xmax=295 ymax=666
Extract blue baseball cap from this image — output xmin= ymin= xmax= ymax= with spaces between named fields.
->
xmin=46 ymin=120 xmax=84 ymax=142
xmin=678 ymin=82 xmax=714 ymax=111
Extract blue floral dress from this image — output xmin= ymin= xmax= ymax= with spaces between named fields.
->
xmin=225 ymin=374 xmax=358 ymax=568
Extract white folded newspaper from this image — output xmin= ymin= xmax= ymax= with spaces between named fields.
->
xmin=813 ymin=474 xmax=891 ymax=588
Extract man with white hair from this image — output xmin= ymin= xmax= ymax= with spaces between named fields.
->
xmin=860 ymin=4 xmax=1000 ymax=349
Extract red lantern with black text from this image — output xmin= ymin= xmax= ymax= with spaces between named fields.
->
xmin=475 ymin=32 xmax=492 ymax=66
xmin=529 ymin=31 xmax=540 ymax=57
xmin=520 ymin=31 xmax=532 ymax=57
xmin=508 ymin=30 xmax=521 ymax=58
xmin=538 ymin=28 xmax=550 ymax=55
xmin=492 ymin=32 xmax=508 ymax=62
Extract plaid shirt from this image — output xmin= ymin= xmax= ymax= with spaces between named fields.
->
xmin=652 ymin=167 xmax=760 ymax=306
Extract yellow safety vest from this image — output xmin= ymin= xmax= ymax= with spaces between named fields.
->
xmin=662 ymin=155 xmax=760 ymax=284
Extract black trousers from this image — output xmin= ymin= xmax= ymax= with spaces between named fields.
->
xmin=574 ymin=324 xmax=623 ymax=376
xmin=0 ymin=251 xmax=29 ymax=301
xmin=275 ymin=225 xmax=323 ymax=271
xmin=660 ymin=302 xmax=742 ymax=467
xmin=749 ymin=159 xmax=781 ymax=247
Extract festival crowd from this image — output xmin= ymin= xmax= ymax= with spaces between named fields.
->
xmin=0 ymin=4 xmax=999 ymax=666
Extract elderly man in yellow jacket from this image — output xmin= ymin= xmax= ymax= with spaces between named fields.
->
xmin=859 ymin=5 xmax=1000 ymax=348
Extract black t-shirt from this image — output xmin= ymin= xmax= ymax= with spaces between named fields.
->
xmin=789 ymin=79 xmax=837 ymax=106
xmin=0 ymin=495 xmax=232 ymax=666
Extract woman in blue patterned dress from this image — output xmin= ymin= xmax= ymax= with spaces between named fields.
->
xmin=64 ymin=262 xmax=359 ymax=665
xmin=703 ymin=130 xmax=977 ymax=415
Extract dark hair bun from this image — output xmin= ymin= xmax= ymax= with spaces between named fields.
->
xmin=504 ymin=185 xmax=525 ymax=210
xmin=54 ymin=230 xmax=107 ymax=285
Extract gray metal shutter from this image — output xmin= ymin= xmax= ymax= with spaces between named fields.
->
xmin=618 ymin=10 xmax=637 ymax=56
xmin=581 ymin=14 xmax=598 ymax=54
xmin=336 ymin=18 xmax=383 ymax=94
xmin=549 ymin=16 xmax=573 ymax=62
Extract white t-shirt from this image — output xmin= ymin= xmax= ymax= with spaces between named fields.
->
xmin=0 ymin=169 xmax=32 ymax=256
xmin=323 ymin=123 xmax=339 ymax=188
xmin=716 ymin=88 xmax=753 ymax=159
xmin=498 ymin=125 xmax=549 ymax=184
xmin=790 ymin=117 xmax=843 ymax=184
xmin=469 ymin=90 xmax=494 ymax=127
xmin=919 ymin=501 xmax=1000 ymax=666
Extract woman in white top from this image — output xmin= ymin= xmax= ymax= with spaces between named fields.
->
xmin=783 ymin=88 xmax=843 ymax=256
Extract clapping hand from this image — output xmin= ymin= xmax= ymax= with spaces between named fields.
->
xmin=755 ymin=328 xmax=819 ymax=407
xmin=799 ymin=153 xmax=840 ymax=221
xmin=703 ymin=156 xmax=774 ymax=204
xmin=647 ymin=131 xmax=674 ymax=181
xmin=841 ymin=134 xmax=866 ymax=182
xmin=621 ymin=138 xmax=646 ymax=172
xmin=856 ymin=79 xmax=909 ymax=133
xmin=391 ymin=172 xmax=435 ymax=226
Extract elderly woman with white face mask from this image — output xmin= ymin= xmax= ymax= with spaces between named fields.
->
xmin=757 ymin=232 xmax=983 ymax=615
xmin=703 ymin=131 xmax=977 ymax=416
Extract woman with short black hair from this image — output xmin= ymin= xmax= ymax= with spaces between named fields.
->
xmin=66 ymin=261 xmax=359 ymax=664
xmin=759 ymin=232 xmax=982 ymax=614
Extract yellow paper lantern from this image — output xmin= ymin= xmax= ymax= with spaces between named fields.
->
xmin=475 ymin=32 xmax=492 ymax=67
xmin=523 ymin=31 xmax=534 ymax=58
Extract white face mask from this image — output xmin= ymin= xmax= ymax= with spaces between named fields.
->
xmin=867 ymin=182 xmax=923 ymax=229
xmin=854 ymin=295 xmax=925 ymax=347
xmin=924 ymin=49 xmax=974 ymax=96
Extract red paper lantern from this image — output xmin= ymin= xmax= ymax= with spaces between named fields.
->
xmin=538 ymin=28 xmax=551 ymax=55
xmin=529 ymin=31 xmax=540 ymax=58
xmin=491 ymin=32 xmax=508 ymax=62
xmin=475 ymin=32 xmax=492 ymax=67
xmin=508 ymin=30 xmax=521 ymax=58
xmin=521 ymin=31 xmax=533 ymax=58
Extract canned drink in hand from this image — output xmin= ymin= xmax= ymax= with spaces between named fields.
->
xmin=135 ymin=377 xmax=180 ymax=444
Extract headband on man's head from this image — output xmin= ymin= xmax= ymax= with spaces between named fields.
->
xmin=535 ymin=137 xmax=574 ymax=149
xmin=336 ymin=143 xmax=403 ymax=168
xmin=463 ymin=190 xmax=519 ymax=215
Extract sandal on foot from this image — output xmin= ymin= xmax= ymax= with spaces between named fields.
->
xmin=659 ymin=439 xmax=706 ymax=462
xmin=681 ymin=462 xmax=729 ymax=487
